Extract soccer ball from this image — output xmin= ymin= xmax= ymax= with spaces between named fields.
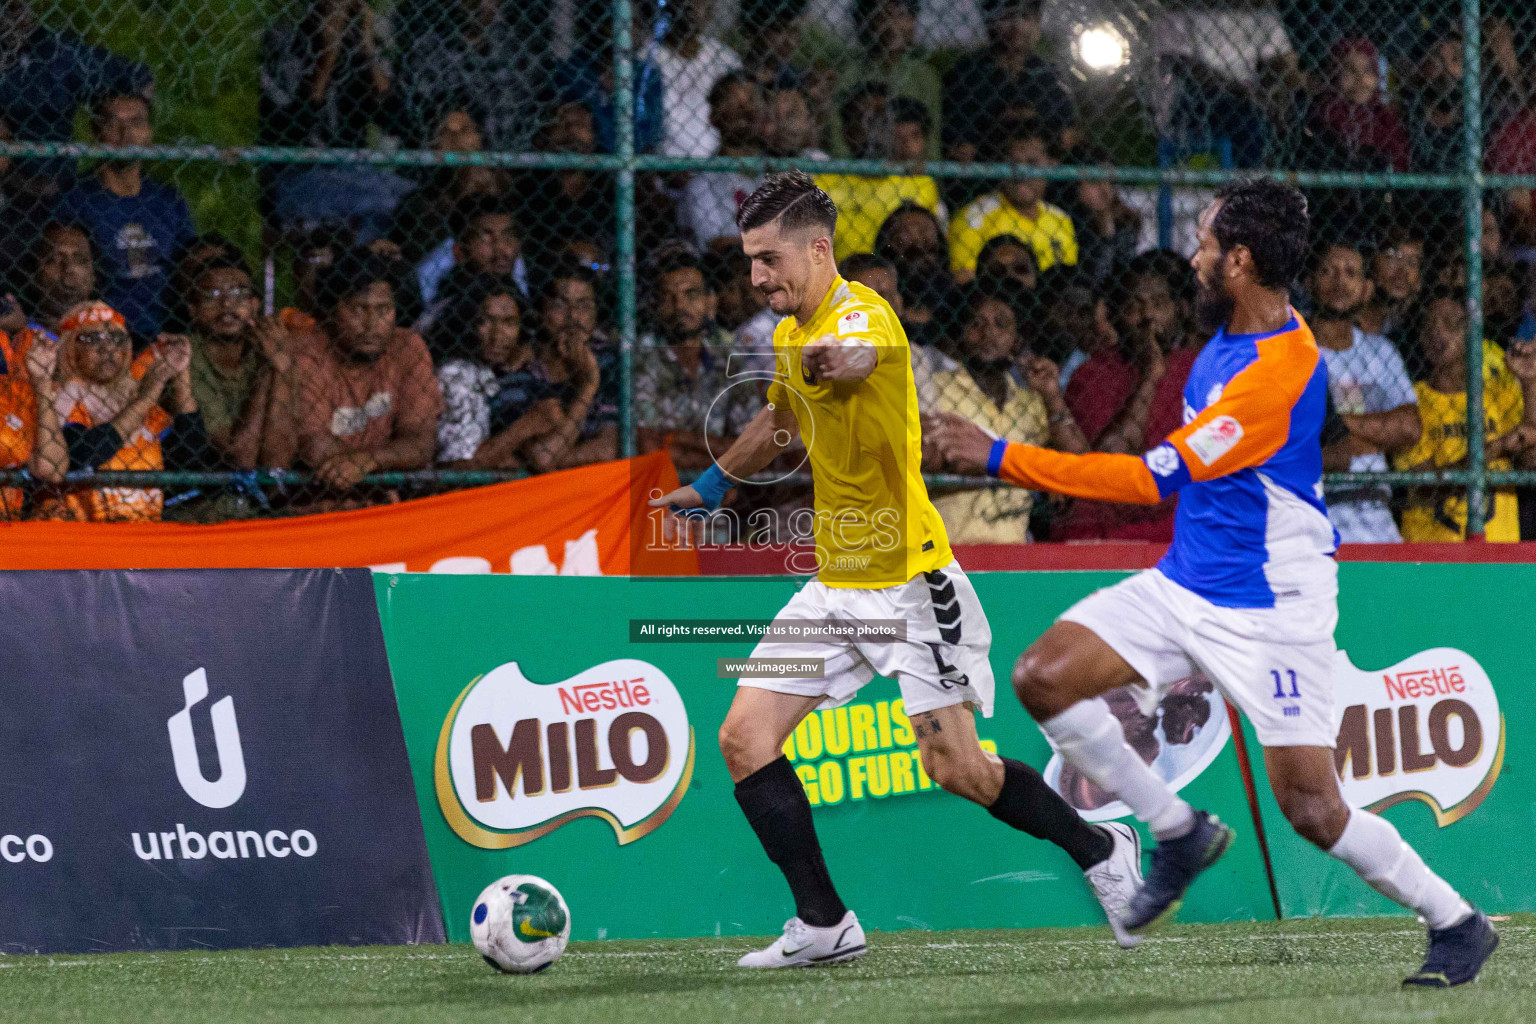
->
xmin=470 ymin=874 xmax=571 ymax=974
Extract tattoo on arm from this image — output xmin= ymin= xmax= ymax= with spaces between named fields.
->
xmin=911 ymin=713 xmax=942 ymax=739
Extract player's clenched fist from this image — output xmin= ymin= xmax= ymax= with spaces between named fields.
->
xmin=925 ymin=411 xmax=999 ymax=475
xmin=801 ymin=333 xmax=876 ymax=383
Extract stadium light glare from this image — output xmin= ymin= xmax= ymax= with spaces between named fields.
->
xmin=1076 ymin=24 xmax=1128 ymax=73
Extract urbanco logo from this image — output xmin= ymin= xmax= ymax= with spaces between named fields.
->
xmin=435 ymin=659 xmax=694 ymax=849
xmin=167 ymin=668 xmax=246 ymax=809
xmin=1333 ymin=648 xmax=1504 ymax=826
xmin=138 ymin=668 xmax=318 ymax=862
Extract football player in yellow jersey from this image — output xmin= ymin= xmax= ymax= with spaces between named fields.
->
xmin=651 ymin=172 xmax=1141 ymax=967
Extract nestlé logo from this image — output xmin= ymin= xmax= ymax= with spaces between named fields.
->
xmin=1333 ymin=648 xmax=1504 ymax=826
xmin=435 ymin=659 xmax=694 ymax=849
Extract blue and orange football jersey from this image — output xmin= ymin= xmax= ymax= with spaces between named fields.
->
xmin=988 ymin=312 xmax=1339 ymax=608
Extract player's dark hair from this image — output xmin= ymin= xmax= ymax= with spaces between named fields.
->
xmin=891 ymin=97 xmax=932 ymax=136
xmin=737 ymin=170 xmax=839 ymax=237
xmin=841 ymin=252 xmax=897 ymax=280
xmin=1211 ymin=178 xmax=1311 ymax=290
xmin=317 ymin=248 xmax=396 ymax=313
xmin=449 ymin=193 xmax=518 ymax=243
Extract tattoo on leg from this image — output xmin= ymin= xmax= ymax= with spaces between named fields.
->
xmin=912 ymin=713 xmax=942 ymax=739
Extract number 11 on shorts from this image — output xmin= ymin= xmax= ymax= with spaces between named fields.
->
xmin=1270 ymin=669 xmax=1299 ymax=699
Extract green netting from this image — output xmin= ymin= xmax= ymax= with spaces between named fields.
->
xmin=0 ymin=0 xmax=1531 ymax=540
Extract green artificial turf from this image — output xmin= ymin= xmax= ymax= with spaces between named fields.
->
xmin=1 ymin=916 xmax=1530 ymax=1024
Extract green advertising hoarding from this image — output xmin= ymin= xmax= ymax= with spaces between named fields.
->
xmin=1243 ymin=563 xmax=1531 ymax=920
xmin=375 ymin=571 xmax=1273 ymax=943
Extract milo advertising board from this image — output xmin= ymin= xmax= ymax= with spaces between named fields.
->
xmin=1241 ymin=562 xmax=1529 ymax=919
xmin=376 ymin=572 xmax=1272 ymax=942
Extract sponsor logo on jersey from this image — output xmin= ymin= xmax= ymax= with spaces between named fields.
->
xmin=836 ymin=309 xmax=868 ymax=337
xmin=1145 ymin=444 xmax=1181 ymax=477
xmin=436 ymin=660 xmax=694 ymax=848
xmin=1333 ymin=648 xmax=1503 ymax=826
xmin=1184 ymin=415 xmax=1244 ymax=465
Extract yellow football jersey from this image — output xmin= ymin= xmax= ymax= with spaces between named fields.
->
xmin=765 ymin=276 xmax=953 ymax=587
xmin=814 ymin=173 xmax=945 ymax=262
xmin=1395 ymin=358 xmax=1524 ymax=542
xmin=948 ymin=193 xmax=1078 ymax=275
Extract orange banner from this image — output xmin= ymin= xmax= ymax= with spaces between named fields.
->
xmin=0 ymin=453 xmax=698 ymax=575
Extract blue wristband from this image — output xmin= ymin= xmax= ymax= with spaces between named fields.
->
xmin=985 ymin=438 xmax=1009 ymax=478
xmin=683 ymin=463 xmax=732 ymax=512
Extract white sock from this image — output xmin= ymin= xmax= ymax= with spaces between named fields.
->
xmin=1040 ymin=698 xmax=1195 ymax=840
xmin=1328 ymin=809 xmax=1471 ymax=930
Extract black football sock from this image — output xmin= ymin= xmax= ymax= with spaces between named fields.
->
xmin=734 ymin=756 xmax=849 ymax=928
xmin=988 ymin=756 xmax=1114 ymax=871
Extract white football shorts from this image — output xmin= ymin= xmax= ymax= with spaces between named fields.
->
xmin=1058 ymin=568 xmax=1339 ymax=747
xmin=740 ymin=559 xmax=996 ymax=718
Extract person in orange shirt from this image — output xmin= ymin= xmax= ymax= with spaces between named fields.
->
xmin=28 ymin=301 xmax=209 ymax=521
xmin=0 ymin=220 xmax=100 ymax=516
xmin=0 ymin=326 xmax=35 ymax=518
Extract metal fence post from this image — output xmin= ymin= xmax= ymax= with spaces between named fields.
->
xmin=614 ymin=0 xmax=638 ymax=459
xmin=1462 ymin=0 xmax=1487 ymax=539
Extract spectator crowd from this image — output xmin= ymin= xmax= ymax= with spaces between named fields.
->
xmin=1 ymin=0 xmax=1536 ymax=543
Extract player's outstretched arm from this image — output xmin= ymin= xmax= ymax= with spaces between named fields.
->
xmin=929 ymin=344 xmax=1308 ymax=506
xmin=928 ymin=412 xmax=1163 ymax=505
xmin=648 ymin=402 xmax=800 ymax=512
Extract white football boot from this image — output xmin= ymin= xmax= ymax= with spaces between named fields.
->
xmin=737 ymin=910 xmax=866 ymax=968
xmin=1084 ymin=821 xmax=1145 ymax=949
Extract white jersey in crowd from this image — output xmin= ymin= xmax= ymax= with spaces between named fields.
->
xmin=1319 ymin=326 xmax=1417 ymax=544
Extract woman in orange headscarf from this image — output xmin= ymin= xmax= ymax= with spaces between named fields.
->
xmin=28 ymin=301 xmax=209 ymax=521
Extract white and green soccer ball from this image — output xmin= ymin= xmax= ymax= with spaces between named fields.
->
xmin=471 ymin=874 xmax=571 ymax=974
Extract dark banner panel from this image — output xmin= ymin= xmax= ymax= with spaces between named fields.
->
xmin=0 ymin=569 xmax=444 ymax=953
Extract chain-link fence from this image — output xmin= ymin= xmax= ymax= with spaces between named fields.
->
xmin=0 ymin=0 xmax=1532 ymax=541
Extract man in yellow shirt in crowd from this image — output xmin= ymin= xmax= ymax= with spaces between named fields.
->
xmin=1393 ymin=286 xmax=1536 ymax=541
xmin=816 ymin=85 xmax=944 ymax=262
xmin=949 ymin=122 xmax=1076 ymax=281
